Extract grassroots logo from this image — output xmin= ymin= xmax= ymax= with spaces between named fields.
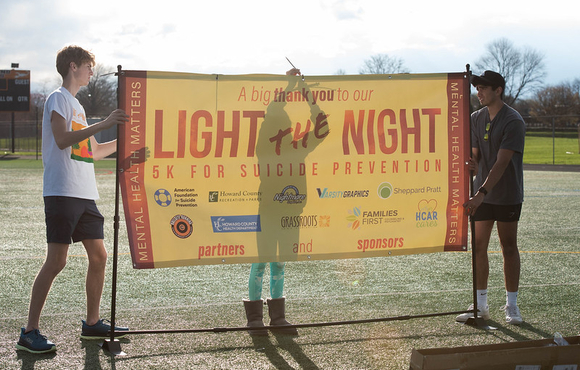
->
xmin=377 ymin=182 xmax=393 ymax=199
xmin=416 ymin=199 xmax=438 ymax=228
xmin=280 ymin=215 xmax=328 ymax=229
xmin=319 ymin=215 xmax=330 ymax=227
xmin=211 ymin=215 xmax=261 ymax=233
xmin=170 ymin=214 xmax=193 ymax=239
xmin=154 ymin=188 xmax=172 ymax=207
xmin=273 ymin=185 xmax=306 ymax=204
xmin=346 ymin=207 xmax=362 ymax=230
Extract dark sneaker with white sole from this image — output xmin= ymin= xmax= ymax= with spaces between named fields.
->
xmin=80 ymin=319 xmax=129 ymax=340
xmin=16 ymin=328 xmax=57 ymax=354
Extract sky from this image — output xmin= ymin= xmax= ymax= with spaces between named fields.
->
xmin=1 ymin=0 xmax=578 ymax=95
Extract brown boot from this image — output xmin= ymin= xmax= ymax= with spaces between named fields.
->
xmin=243 ymin=299 xmax=268 ymax=336
xmin=266 ymin=297 xmax=298 ymax=335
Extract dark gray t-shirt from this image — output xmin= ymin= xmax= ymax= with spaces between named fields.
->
xmin=471 ymin=104 xmax=525 ymax=205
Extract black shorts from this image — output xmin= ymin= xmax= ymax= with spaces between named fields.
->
xmin=44 ymin=196 xmax=104 ymax=244
xmin=473 ymin=203 xmax=522 ymax=222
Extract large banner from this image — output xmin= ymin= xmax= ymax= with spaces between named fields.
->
xmin=118 ymin=71 xmax=470 ymax=269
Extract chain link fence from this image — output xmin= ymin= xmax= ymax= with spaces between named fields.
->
xmin=1 ymin=117 xmax=579 ymax=164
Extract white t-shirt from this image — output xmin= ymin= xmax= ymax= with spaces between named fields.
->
xmin=42 ymin=87 xmax=99 ymax=200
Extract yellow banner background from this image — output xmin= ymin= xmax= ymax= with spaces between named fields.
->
xmin=118 ymin=71 xmax=470 ymax=268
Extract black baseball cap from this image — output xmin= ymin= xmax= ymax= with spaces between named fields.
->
xmin=471 ymin=70 xmax=505 ymax=89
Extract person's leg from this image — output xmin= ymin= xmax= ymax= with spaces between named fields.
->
xmin=249 ymin=263 xmax=267 ymax=301
xmin=473 ymin=220 xmax=495 ymax=290
xmin=25 ymin=243 xmax=69 ymax=332
xmin=269 ymin=262 xmax=285 ymax=299
xmin=82 ymin=239 xmax=107 ymax=326
xmin=497 ymin=221 xmax=520 ymax=293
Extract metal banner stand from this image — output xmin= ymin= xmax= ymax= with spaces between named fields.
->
xmin=100 ymin=65 xmax=491 ymax=355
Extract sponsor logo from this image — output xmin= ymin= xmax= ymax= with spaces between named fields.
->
xmin=316 ymin=188 xmax=370 ymax=199
xmin=209 ymin=191 xmax=219 ymax=202
xmin=393 ymin=186 xmax=442 ymax=196
xmin=280 ymin=215 xmax=330 ymax=229
xmin=170 ymin=214 xmax=193 ymax=239
xmin=211 ymin=215 xmax=261 ymax=233
xmin=377 ymin=182 xmax=393 ymax=199
xmin=154 ymin=188 xmax=172 ymax=207
xmin=416 ymin=199 xmax=438 ymax=228
xmin=273 ymin=185 xmax=306 ymax=204
xmin=208 ymin=190 xmax=262 ymax=203
xmin=346 ymin=206 xmax=403 ymax=230
xmin=174 ymin=188 xmax=198 ymax=208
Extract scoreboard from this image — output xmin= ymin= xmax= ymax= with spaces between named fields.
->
xmin=0 ymin=70 xmax=30 ymax=112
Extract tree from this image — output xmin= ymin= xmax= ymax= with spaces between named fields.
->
xmin=529 ymin=81 xmax=580 ymax=128
xmin=359 ymin=54 xmax=409 ymax=74
xmin=76 ymin=64 xmax=117 ymax=117
xmin=474 ymin=38 xmax=546 ymax=106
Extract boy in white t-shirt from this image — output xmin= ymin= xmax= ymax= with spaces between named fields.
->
xmin=16 ymin=45 xmax=129 ymax=353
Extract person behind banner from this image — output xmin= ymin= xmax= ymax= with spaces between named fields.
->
xmin=16 ymin=45 xmax=130 ymax=354
xmin=456 ymin=70 xmax=525 ymax=325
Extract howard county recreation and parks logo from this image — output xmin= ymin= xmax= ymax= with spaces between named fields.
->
xmin=154 ymin=188 xmax=172 ymax=207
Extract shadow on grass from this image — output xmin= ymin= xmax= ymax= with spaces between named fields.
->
xmin=250 ymin=333 xmax=321 ymax=370
xmin=16 ymin=350 xmax=57 ymax=370
xmin=82 ymin=337 xmax=131 ymax=370
xmin=484 ymin=320 xmax=554 ymax=342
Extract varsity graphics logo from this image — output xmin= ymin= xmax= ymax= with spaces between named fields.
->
xmin=273 ymin=185 xmax=306 ymax=204
xmin=316 ymin=187 xmax=369 ymax=199
xmin=170 ymin=215 xmax=193 ymax=239
xmin=211 ymin=215 xmax=262 ymax=233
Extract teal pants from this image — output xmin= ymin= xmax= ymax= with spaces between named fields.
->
xmin=249 ymin=262 xmax=285 ymax=301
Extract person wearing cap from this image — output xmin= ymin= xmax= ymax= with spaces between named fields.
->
xmin=456 ymin=70 xmax=525 ymax=325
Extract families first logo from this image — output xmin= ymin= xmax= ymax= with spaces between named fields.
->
xmin=416 ymin=199 xmax=438 ymax=228
xmin=346 ymin=206 xmax=402 ymax=230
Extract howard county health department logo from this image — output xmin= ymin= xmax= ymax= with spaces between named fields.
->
xmin=273 ymin=185 xmax=306 ymax=204
xmin=211 ymin=215 xmax=261 ymax=233
xmin=154 ymin=188 xmax=172 ymax=207
xmin=170 ymin=214 xmax=193 ymax=239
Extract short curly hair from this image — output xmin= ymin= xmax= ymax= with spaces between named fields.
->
xmin=55 ymin=45 xmax=95 ymax=79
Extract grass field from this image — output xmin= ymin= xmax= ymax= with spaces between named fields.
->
xmin=0 ymin=159 xmax=578 ymax=369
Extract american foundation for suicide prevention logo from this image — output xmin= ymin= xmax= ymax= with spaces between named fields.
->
xmin=154 ymin=188 xmax=172 ymax=207
xmin=170 ymin=214 xmax=193 ymax=239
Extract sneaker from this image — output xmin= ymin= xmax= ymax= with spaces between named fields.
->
xmin=16 ymin=328 xmax=57 ymax=354
xmin=80 ymin=319 xmax=129 ymax=340
xmin=455 ymin=304 xmax=490 ymax=322
xmin=502 ymin=305 xmax=523 ymax=325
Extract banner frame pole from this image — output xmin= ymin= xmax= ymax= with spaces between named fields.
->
xmin=463 ymin=64 xmax=492 ymax=329
xmin=101 ymin=65 xmax=125 ymax=355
